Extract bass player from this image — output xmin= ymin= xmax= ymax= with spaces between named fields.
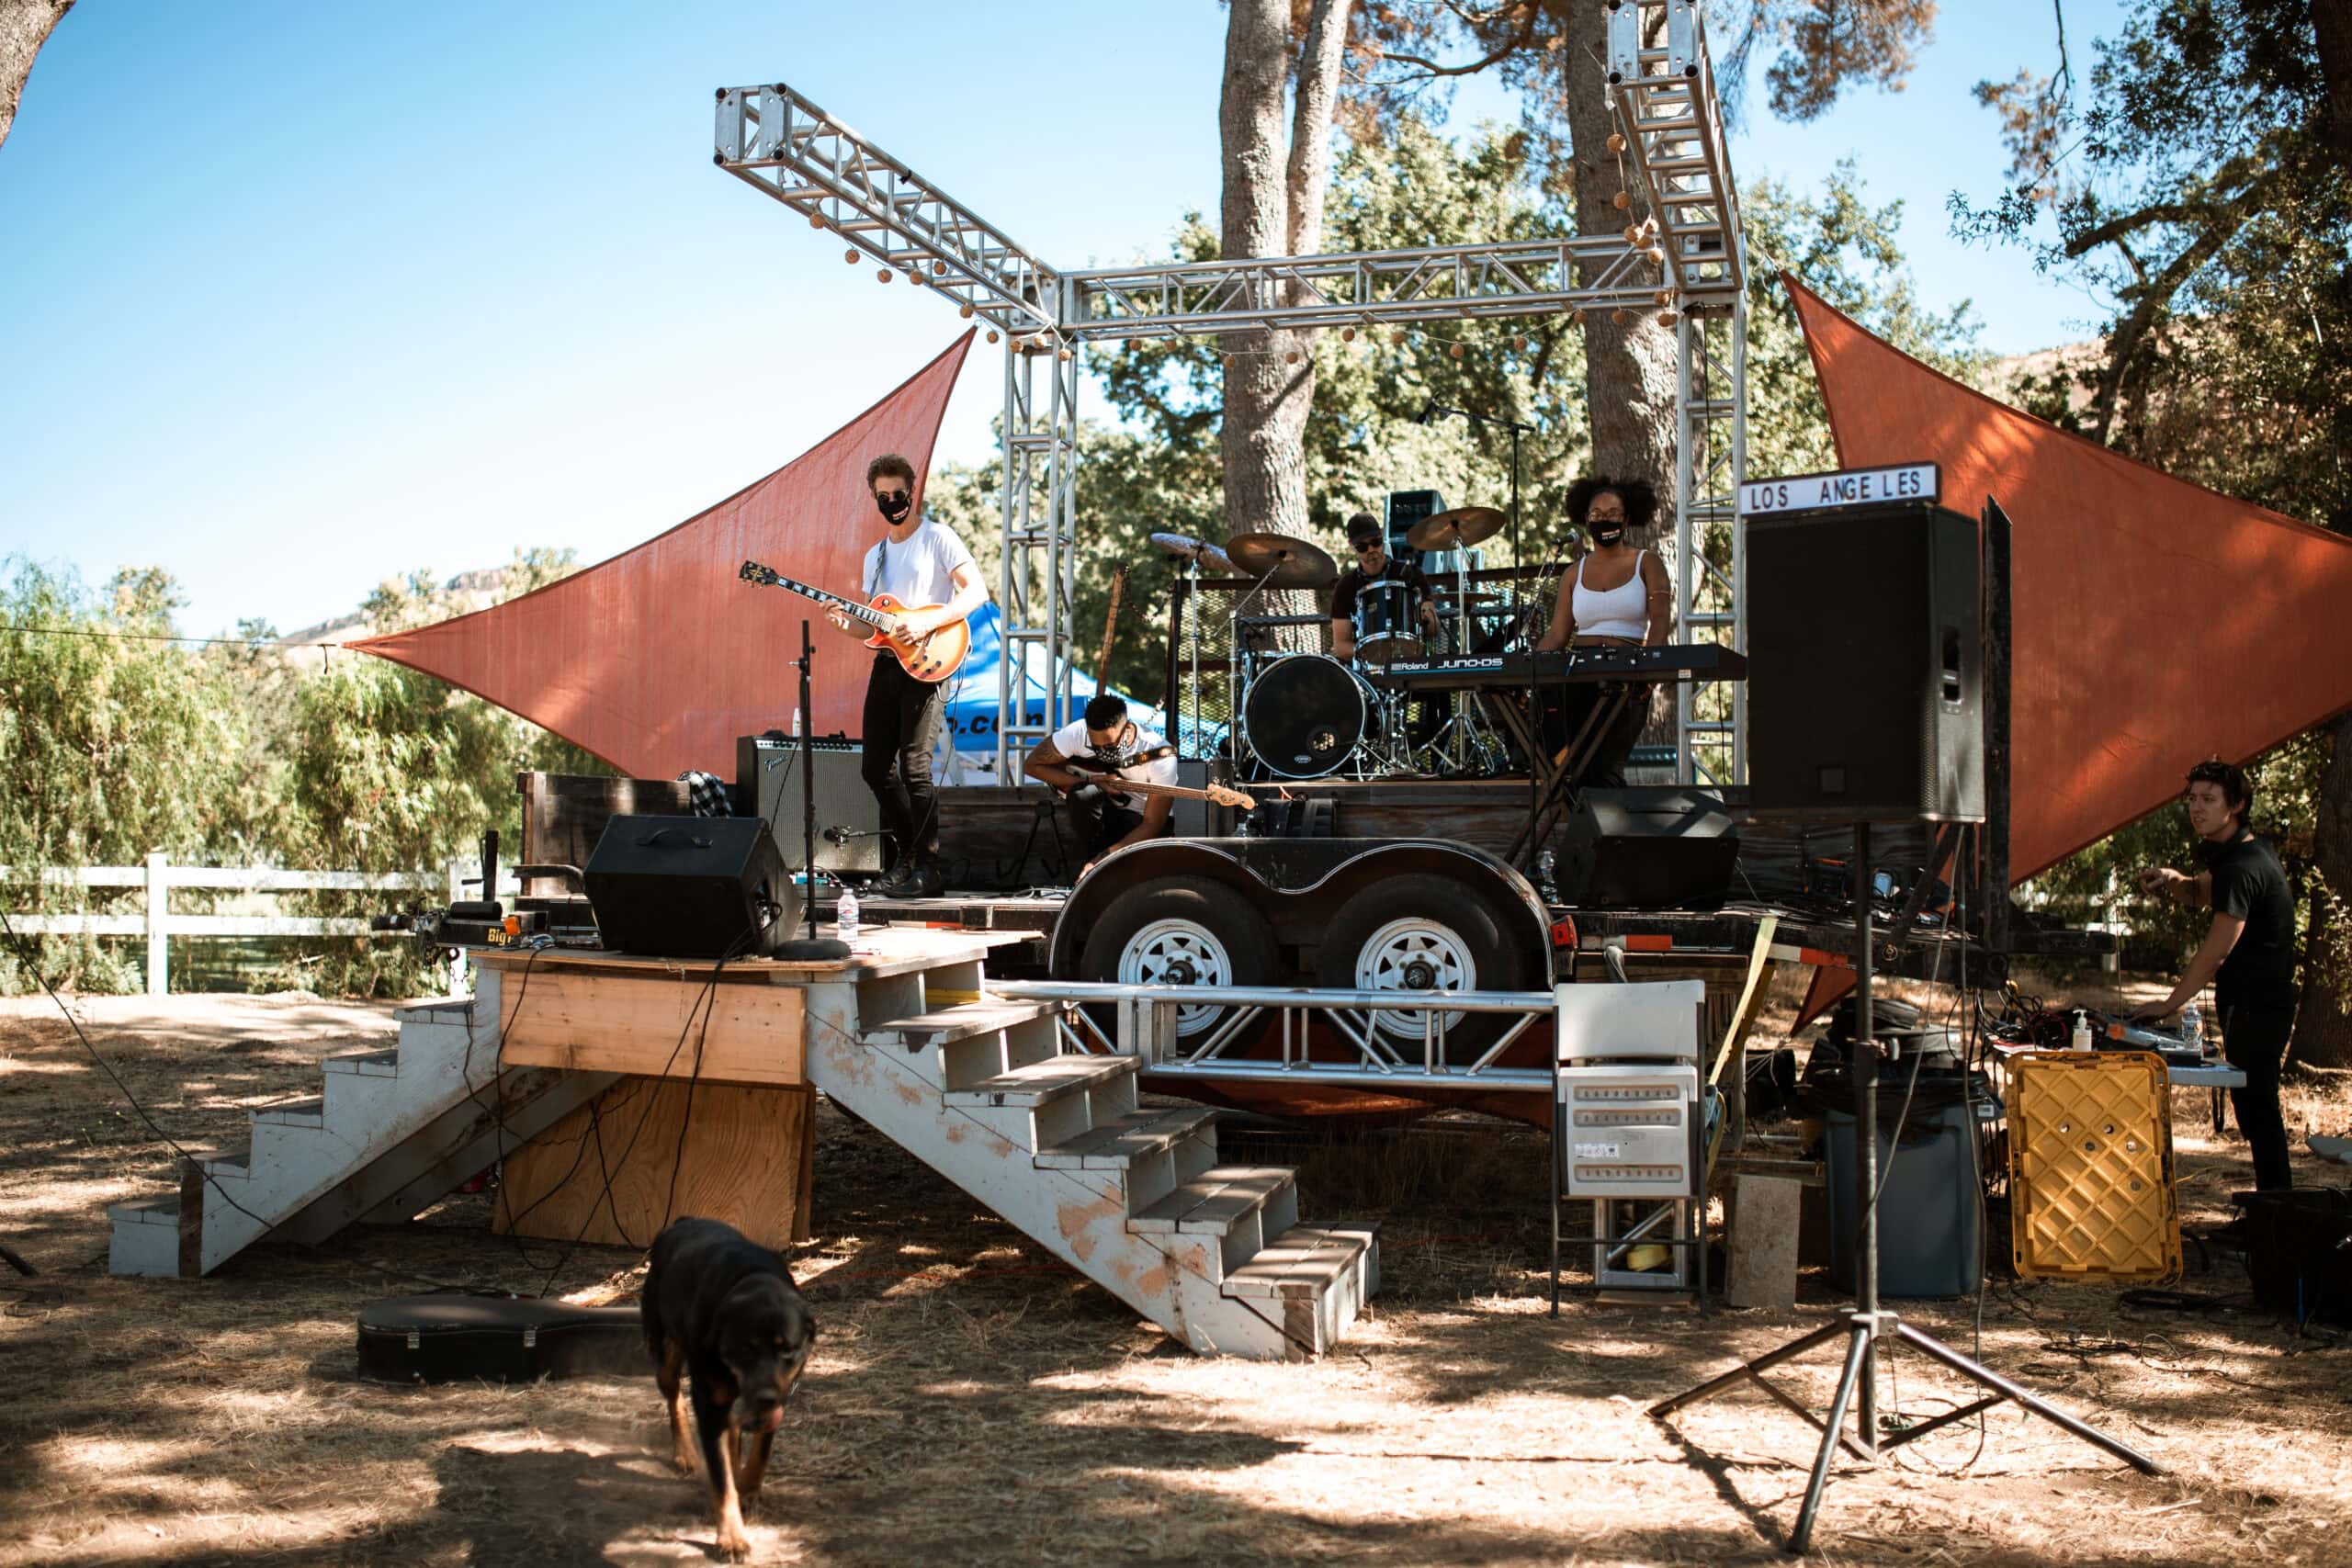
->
xmin=824 ymin=453 xmax=989 ymax=897
xmin=1022 ymin=694 xmax=1182 ymax=874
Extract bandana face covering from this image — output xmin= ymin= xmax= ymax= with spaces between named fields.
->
xmin=875 ymin=489 xmax=913 ymax=525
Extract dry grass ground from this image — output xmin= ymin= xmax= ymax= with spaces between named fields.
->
xmin=4 ymin=976 xmax=2352 ymax=1567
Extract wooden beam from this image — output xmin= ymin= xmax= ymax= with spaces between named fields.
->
xmin=498 ymin=967 xmax=808 ymax=1086
xmin=494 ymin=1078 xmax=816 ymax=1250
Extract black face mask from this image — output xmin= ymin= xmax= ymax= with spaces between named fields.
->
xmin=1590 ymin=518 xmax=1625 ymax=546
xmin=875 ymin=489 xmax=912 ymax=525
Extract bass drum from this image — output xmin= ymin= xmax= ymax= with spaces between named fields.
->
xmin=1242 ymin=654 xmax=1370 ymax=779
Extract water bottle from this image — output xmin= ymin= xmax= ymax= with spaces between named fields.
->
xmin=1535 ymin=849 xmax=1560 ymax=905
xmin=835 ymin=886 xmax=859 ymax=948
xmin=790 ymin=705 xmax=801 ymax=737
xmin=2181 ymin=1001 xmax=2203 ymax=1055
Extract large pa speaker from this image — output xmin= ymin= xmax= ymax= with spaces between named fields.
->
xmin=1557 ymin=788 xmax=1740 ymax=909
xmin=1747 ymin=502 xmax=1984 ymax=821
xmin=582 ymin=815 xmax=797 ymax=960
xmin=736 ymin=736 xmax=883 ymax=873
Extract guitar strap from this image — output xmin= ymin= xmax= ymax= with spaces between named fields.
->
xmin=867 ymin=536 xmax=886 ymax=598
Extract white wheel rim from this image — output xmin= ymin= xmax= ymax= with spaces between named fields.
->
xmin=1118 ymin=918 xmax=1234 ymax=1037
xmin=1353 ymin=916 xmax=1475 ymax=1039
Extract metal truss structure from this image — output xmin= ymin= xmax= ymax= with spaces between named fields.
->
xmin=716 ymin=0 xmax=1748 ymax=781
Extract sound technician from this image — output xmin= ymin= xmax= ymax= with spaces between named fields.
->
xmin=824 ymin=453 xmax=989 ymax=899
xmin=2132 ymin=758 xmax=2298 ymax=1191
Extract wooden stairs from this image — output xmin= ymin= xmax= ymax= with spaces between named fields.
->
xmin=108 ymin=976 xmax=618 ymax=1278
xmin=810 ymin=953 xmax=1378 ymax=1360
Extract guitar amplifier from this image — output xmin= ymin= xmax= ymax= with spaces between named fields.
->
xmin=582 ymin=815 xmax=796 ymax=959
xmin=736 ymin=735 xmax=884 ymax=874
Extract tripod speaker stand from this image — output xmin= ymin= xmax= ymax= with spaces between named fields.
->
xmin=1648 ymin=822 xmax=2162 ymax=1552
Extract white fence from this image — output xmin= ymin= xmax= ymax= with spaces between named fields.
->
xmin=6 ymin=854 xmax=520 ymax=995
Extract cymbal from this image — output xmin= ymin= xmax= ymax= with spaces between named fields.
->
xmin=1407 ymin=505 xmax=1507 ymax=552
xmin=1224 ymin=531 xmax=1338 ymax=589
xmin=1148 ymin=531 xmax=1237 ymax=576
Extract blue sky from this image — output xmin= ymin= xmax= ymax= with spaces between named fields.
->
xmin=1 ymin=0 xmax=2120 ymax=639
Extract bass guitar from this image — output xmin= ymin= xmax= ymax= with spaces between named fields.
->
xmin=1061 ymin=754 xmax=1257 ymax=810
xmin=738 ymin=558 xmax=970 ymax=682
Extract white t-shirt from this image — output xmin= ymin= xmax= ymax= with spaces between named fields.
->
xmin=1049 ymin=719 xmax=1179 ymax=787
xmin=861 ymin=519 xmax=978 ymax=608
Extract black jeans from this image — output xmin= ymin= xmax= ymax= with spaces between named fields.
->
xmin=1068 ymin=795 xmax=1148 ymax=863
xmin=860 ymin=654 xmax=947 ymax=867
xmin=2223 ymin=1000 xmax=2297 ymax=1191
xmin=1540 ymin=681 xmax=1651 ymax=789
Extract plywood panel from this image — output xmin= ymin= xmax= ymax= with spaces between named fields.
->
xmin=494 ymin=1078 xmax=815 ymax=1250
xmin=498 ymin=966 xmax=807 ymax=1086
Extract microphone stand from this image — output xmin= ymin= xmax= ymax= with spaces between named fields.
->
xmin=775 ymin=618 xmax=850 ymax=962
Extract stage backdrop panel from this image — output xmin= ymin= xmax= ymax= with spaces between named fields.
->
xmin=352 ymin=330 xmax=977 ymax=780
xmin=1785 ymin=276 xmax=2352 ymax=881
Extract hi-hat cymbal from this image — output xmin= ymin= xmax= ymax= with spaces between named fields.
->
xmin=1406 ymin=505 xmax=1507 ymax=551
xmin=1149 ymin=532 xmax=1238 ymax=575
xmin=1224 ymin=531 xmax=1338 ymax=589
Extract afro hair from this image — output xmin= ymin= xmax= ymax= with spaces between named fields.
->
xmin=1565 ymin=475 xmax=1658 ymax=535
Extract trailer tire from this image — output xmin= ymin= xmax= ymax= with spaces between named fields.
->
xmin=1078 ymin=876 xmax=1276 ymax=1043
xmin=1317 ymin=874 xmax=1532 ymax=1063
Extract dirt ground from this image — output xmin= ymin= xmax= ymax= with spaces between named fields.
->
xmin=4 ymin=975 xmax=2351 ymax=1568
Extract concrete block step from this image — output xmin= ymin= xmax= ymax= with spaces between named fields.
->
xmin=1035 ymin=1107 xmax=1216 ymax=1169
xmin=253 ymin=1096 xmax=325 ymax=1128
xmin=108 ymin=1195 xmax=179 ymax=1227
xmin=323 ymin=1047 xmax=401 ymax=1077
xmin=944 ymin=1053 xmax=1136 ymax=1110
xmin=392 ymin=998 xmax=475 ymax=1026
xmin=863 ymin=998 xmax=1063 ymax=1051
xmin=1222 ymin=1224 xmax=1374 ymax=1302
xmin=1130 ymin=1167 xmax=1294 ymax=1237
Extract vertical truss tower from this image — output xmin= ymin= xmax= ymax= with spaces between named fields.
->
xmin=715 ymin=0 xmax=1747 ymax=781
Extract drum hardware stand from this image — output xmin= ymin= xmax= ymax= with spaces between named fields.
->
xmin=1426 ymin=400 xmax=1538 ymax=820
xmin=1649 ymin=825 xmax=2162 ymax=1554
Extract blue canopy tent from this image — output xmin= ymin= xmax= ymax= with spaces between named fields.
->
xmin=933 ymin=604 xmax=1167 ymax=781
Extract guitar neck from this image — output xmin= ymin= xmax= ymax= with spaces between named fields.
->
xmin=747 ymin=567 xmax=892 ymax=630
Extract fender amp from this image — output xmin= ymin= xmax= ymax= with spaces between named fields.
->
xmin=737 ymin=735 xmax=884 ymax=874
xmin=582 ymin=814 xmax=797 ymax=960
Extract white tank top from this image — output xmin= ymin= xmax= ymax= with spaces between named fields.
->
xmin=1572 ymin=550 xmax=1649 ymax=641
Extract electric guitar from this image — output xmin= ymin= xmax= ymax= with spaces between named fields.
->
xmin=1061 ymin=754 xmax=1257 ymax=810
xmin=738 ymin=559 xmax=970 ymax=682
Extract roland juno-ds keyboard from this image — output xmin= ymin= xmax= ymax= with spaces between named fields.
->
xmin=1363 ymin=644 xmax=1748 ymax=693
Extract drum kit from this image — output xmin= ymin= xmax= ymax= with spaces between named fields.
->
xmin=1153 ymin=507 xmax=1523 ymax=782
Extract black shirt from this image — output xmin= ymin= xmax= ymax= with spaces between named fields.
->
xmin=2200 ymin=830 xmax=2297 ymax=1012
xmin=1329 ymin=559 xmax=1428 ymax=622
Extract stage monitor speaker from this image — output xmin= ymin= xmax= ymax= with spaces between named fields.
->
xmin=582 ymin=815 xmax=797 ymax=960
xmin=1557 ymin=788 xmax=1739 ymax=909
xmin=736 ymin=736 xmax=884 ymax=874
xmin=1747 ymin=501 xmax=1985 ymax=822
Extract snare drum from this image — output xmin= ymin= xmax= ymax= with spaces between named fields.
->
xmin=1352 ymin=579 xmax=1425 ymax=662
xmin=1241 ymin=654 xmax=1374 ymax=778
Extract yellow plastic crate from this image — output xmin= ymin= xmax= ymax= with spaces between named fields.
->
xmin=2007 ymin=1051 xmax=2180 ymax=1283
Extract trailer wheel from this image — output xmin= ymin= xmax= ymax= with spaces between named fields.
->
xmin=1317 ymin=874 xmax=1532 ymax=1062
xmin=1079 ymin=876 xmax=1275 ymax=1043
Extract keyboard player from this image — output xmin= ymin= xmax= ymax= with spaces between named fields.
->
xmin=1532 ymin=477 xmax=1673 ymax=787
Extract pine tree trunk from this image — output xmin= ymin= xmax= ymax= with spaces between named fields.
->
xmin=1562 ymin=0 xmax=1678 ymax=539
xmin=0 ymin=0 xmax=74 ymax=152
xmin=1217 ymin=0 xmax=1350 ymax=638
xmin=2291 ymin=711 xmax=2352 ymax=1066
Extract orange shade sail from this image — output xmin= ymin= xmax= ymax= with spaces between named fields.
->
xmin=1787 ymin=275 xmax=2352 ymax=882
xmin=351 ymin=330 xmax=976 ymax=780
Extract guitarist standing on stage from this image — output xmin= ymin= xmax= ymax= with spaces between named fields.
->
xmin=1022 ymin=694 xmax=1178 ymax=874
xmin=824 ymin=453 xmax=989 ymax=897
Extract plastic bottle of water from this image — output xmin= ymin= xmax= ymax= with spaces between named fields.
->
xmin=836 ymin=886 xmax=859 ymax=948
xmin=2181 ymin=1000 xmax=2203 ymax=1055
xmin=790 ymin=705 xmax=801 ymax=737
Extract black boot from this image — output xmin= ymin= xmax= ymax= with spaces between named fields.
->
xmin=875 ymin=857 xmax=922 ymax=897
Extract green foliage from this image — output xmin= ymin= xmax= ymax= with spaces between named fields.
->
xmin=1743 ymin=162 xmax=1991 ymax=479
xmin=0 ymin=559 xmax=251 ymax=991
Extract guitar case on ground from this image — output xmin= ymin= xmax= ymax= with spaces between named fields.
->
xmin=356 ymin=1293 xmax=644 ymax=1384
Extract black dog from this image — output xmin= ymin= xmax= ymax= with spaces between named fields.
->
xmin=642 ymin=1218 xmax=817 ymax=1562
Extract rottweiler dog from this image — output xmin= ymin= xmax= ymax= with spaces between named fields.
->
xmin=642 ymin=1217 xmax=817 ymax=1562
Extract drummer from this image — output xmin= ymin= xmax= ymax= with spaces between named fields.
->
xmin=1328 ymin=513 xmax=1437 ymax=660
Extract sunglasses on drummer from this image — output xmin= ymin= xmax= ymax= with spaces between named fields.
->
xmin=1351 ymin=538 xmax=1385 ymax=556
